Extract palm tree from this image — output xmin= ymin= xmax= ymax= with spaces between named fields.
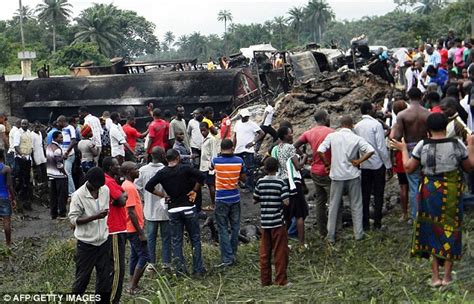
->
xmin=14 ymin=5 xmax=35 ymax=22
xmin=287 ymin=6 xmax=304 ymax=45
xmin=73 ymin=8 xmax=120 ymax=57
xmin=164 ymin=31 xmax=175 ymax=50
xmin=36 ymin=0 xmax=72 ymax=52
xmin=304 ymin=0 xmax=335 ymax=43
xmin=217 ymin=10 xmax=233 ymax=35
xmin=413 ymin=0 xmax=443 ymax=14
xmin=273 ymin=16 xmax=286 ymax=49
xmin=174 ymin=35 xmax=188 ymax=49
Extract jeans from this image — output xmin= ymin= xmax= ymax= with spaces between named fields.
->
xmin=72 ymin=239 xmax=111 ymax=302
xmin=168 ymin=207 xmax=204 ymax=275
xmin=236 ymin=152 xmax=255 ymax=191
xmin=327 ymin=177 xmax=363 ymax=242
xmin=407 ymin=168 xmax=421 ymax=219
xmin=81 ymin=161 xmax=95 ymax=174
xmin=361 ymin=166 xmax=386 ymax=229
xmin=145 ymin=220 xmax=171 ymax=267
xmin=65 ymin=154 xmax=76 ymax=195
xmin=311 ymin=173 xmax=331 ymax=237
xmin=127 ymin=232 xmax=150 ymax=276
xmin=49 ymin=178 xmax=68 ymax=218
xmin=214 ymin=202 xmax=241 ymax=264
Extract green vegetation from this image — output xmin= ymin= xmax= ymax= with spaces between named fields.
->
xmin=1 ymin=209 xmax=473 ymax=302
xmin=0 ymin=0 xmax=472 ymax=74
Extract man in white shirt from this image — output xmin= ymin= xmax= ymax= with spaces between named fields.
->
xmin=109 ymin=112 xmax=134 ymax=165
xmin=13 ymin=119 xmax=33 ymax=211
xmin=255 ymin=102 xmax=277 ymax=153
xmin=57 ymin=115 xmax=77 ymax=196
xmin=394 ymin=46 xmax=408 ymax=86
xmin=7 ymin=120 xmax=20 ymax=168
xmin=461 ymin=81 xmax=473 ymax=131
xmin=233 ymin=109 xmax=264 ymax=191
xmin=79 ymin=107 xmax=102 ymax=164
xmin=134 ymin=146 xmax=171 ymax=272
xmin=31 ymin=121 xmax=47 ymax=184
xmin=318 ymin=116 xmax=374 ymax=243
xmin=187 ymin=108 xmax=204 ymax=168
xmin=354 ymin=102 xmax=392 ymax=230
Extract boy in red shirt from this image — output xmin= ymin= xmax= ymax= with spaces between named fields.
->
xmin=145 ymin=108 xmax=169 ymax=160
xmin=103 ymin=157 xmax=128 ymax=304
xmin=121 ymin=161 xmax=149 ymax=294
xmin=122 ymin=117 xmax=147 ymax=161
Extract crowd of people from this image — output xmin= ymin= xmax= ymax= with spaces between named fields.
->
xmin=0 ymin=32 xmax=473 ymax=299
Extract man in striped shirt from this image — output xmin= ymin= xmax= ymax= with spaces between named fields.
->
xmin=253 ymin=157 xmax=290 ymax=287
xmin=211 ymin=139 xmax=246 ymax=267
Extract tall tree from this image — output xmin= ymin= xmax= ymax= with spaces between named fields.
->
xmin=287 ymin=6 xmax=305 ymax=46
xmin=273 ymin=16 xmax=287 ymax=49
xmin=304 ymin=0 xmax=335 ymax=43
xmin=217 ymin=10 xmax=233 ymax=35
xmin=73 ymin=5 xmax=119 ymax=57
xmin=164 ymin=31 xmax=175 ymax=50
xmin=36 ymin=0 xmax=72 ymax=52
xmin=413 ymin=0 xmax=443 ymax=14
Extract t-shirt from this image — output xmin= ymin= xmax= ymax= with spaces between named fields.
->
xmin=46 ymin=142 xmax=66 ymax=179
xmin=110 ymin=123 xmax=126 ymax=157
xmin=61 ymin=125 xmax=76 ymax=156
xmin=220 ymin=116 xmax=232 ymax=139
xmin=187 ymin=119 xmax=203 ymax=150
xmin=234 ymin=120 xmax=261 ymax=154
xmin=412 ymin=138 xmax=467 ymax=176
xmin=123 ymin=180 xmax=144 ymax=233
xmin=253 ymin=175 xmax=290 ymax=229
xmin=105 ymin=173 xmax=127 ymax=234
xmin=263 ymin=105 xmax=274 ymax=126
xmin=454 ymin=47 xmax=465 ymax=68
xmin=169 ymin=118 xmax=190 ymax=149
xmin=122 ymin=124 xmax=141 ymax=152
xmin=298 ymin=126 xmax=334 ymax=176
xmin=202 ymin=117 xmax=214 ymax=129
xmin=145 ymin=164 xmax=205 ymax=212
xmin=212 ymin=154 xmax=246 ymax=204
xmin=439 ymin=48 xmax=448 ymax=69
xmin=84 ymin=114 xmax=102 ymax=147
xmin=429 ymin=68 xmax=448 ymax=89
xmin=273 ymin=143 xmax=296 ymax=180
xmin=148 ymin=119 xmax=169 ymax=152
xmin=78 ymin=139 xmax=95 ymax=162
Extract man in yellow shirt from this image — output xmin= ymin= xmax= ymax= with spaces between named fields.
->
xmin=203 ymin=106 xmax=218 ymax=135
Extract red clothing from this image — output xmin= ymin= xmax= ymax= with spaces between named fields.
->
xmin=392 ymin=151 xmax=405 ymax=174
xmin=298 ymin=125 xmax=335 ymax=176
xmin=431 ymin=106 xmax=443 ymax=113
xmin=220 ymin=116 xmax=232 ymax=139
xmin=148 ymin=119 xmax=169 ymax=152
xmin=105 ymin=173 xmax=127 ymax=234
xmin=123 ymin=180 xmax=144 ymax=233
xmin=439 ymin=48 xmax=448 ymax=70
xmin=122 ymin=124 xmax=141 ymax=152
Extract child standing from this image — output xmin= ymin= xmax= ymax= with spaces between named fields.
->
xmin=0 ymin=149 xmax=15 ymax=246
xmin=253 ymin=157 xmax=290 ymax=287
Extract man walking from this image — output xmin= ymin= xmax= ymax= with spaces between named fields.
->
xmin=145 ymin=149 xmax=206 ymax=277
xmin=294 ymin=110 xmax=334 ymax=238
xmin=390 ymin=87 xmax=430 ymax=220
xmin=68 ymin=167 xmax=110 ymax=302
xmin=211 ymin=139 xmax=246 ymax=267
xmin=354 ymin=102 xmax=392 ymax=230
xmin=318 ymin=116 xmax=374 ymax=243
xmin=109 ymin=112 xmax=134 ymax=165
xmin=46 ymin=131 xmax=68 ymax=220
xmin=135 ymin=146 xmax=171 ymax=272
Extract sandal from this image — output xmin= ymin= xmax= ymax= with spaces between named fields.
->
xmin=202 ymin=205 xmax=215 ymax=211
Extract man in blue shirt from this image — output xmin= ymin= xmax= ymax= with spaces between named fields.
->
xmin=427 ymin=65 xmax=448 ymax=90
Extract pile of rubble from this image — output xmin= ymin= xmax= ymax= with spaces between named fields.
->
xmin=272 ymin=70 xmax=392 ymax=136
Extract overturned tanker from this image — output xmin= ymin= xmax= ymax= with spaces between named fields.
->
xmin=23 ymin=68 xmax=258 ymax=124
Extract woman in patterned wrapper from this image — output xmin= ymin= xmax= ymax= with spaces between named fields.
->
xmin=391 ymin=113 xmax=473 ymax=287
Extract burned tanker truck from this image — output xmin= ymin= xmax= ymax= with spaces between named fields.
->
xmin=22 ymin=59 xmax=259 ymax=125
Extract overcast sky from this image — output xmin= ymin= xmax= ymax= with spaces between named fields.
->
xmin=1 ymin=0 xmax=398 ymax=40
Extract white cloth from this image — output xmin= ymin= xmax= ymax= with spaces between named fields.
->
xmin=187 ymin=119 xmax=203 ymax=150
xmin=427 ymin=50 xmax=441 ymax=68
xmin=8 ymin=126 xmax=18 ymax=153
xmin=200 ymin=133 xmax=218 ymax=173
xmin=234 ymin=120 xmax=261 ymax=154
xmin=31 ymin=131 xmax=46 ymax=165
xmin=134 ymin=162 xmax=169 ymax=221
xmin=354 ymin=115 xmax=391 ymax=170
xmin=263 ymin=105 xmax=274 ymax=126
xmin=105 ymin=118 xmax=113 ymax=131
xmin=461 ymin=95 xmax=473 ymax=131
xmin=405 ymin=68 xmax=420 ymax=92
xmin=394 ymin=48 xmax=408 ymax=67
xmin=61 ymin=124 xmax=76 ymax=156
xmin=317 ymin=128 xmax=374 ymax=181
xmin=84 ymin=114 xmax=103 ymax=147
xmin=68 ymin=184 xmax=110 ymax=246
xmin=109 ymin=123 xmax=126 ymax=157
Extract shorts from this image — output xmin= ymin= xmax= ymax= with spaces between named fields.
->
xmin=205 ymin=172 xmax=215 ymax=185
xmin=0 ymin=198 xmax=12 ymax=216
xmin=397 ymin=173 xmax=408 ymax=185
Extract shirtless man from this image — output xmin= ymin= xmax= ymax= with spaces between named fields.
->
xmin=390 ymin=87 xmax=430 ymax=220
